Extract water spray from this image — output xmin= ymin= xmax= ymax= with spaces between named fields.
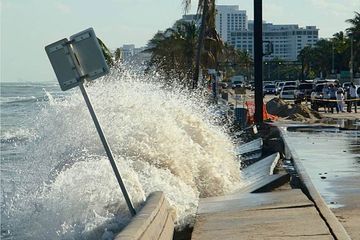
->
xmin=45 ymin=27 xmax=136 ymax=216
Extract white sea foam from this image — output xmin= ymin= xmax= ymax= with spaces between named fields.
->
xmin=0 ymin=96 xmax=37 ymax=104
xmin=4 ymin=67 xmax=243 ymax=239
xmin=0 ymin=128 xmax=35 ymax=143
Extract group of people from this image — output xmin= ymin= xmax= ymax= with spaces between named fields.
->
xmin=323 ymin=82 xmax=358 ymax=113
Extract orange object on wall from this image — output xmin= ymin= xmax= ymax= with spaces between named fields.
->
xmin=245 ymin=101 xmax=278 ymax=123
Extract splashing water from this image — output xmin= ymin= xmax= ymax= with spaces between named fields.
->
xmin=2 ymin=67 xmax=243 ymax=239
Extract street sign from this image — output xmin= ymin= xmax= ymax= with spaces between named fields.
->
xmin=45 ymin=28 xmax=136 ymax=216
xmin=45 ymin=39 xmax=80 ymax=91
xmin=45 ymin=28 xmax=109 ymax=91
xmin=70 ymin=28 xmax=109 ymax=81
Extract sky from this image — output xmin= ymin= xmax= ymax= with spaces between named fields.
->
xmin=1 ymin=0 xmax=359 ymax=83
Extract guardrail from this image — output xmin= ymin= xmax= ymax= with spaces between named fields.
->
xmin=114 ymin=191 xmax=175 ymax=240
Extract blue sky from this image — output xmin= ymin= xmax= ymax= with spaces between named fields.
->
xmin=1 ymin=0 xmax=358 ymax=83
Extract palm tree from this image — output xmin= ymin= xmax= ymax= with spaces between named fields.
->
xmin=183 ymin=0 xmax=217 ymax=89
xmin=114 ymin=48 xmax=121 ymax=62
xmin=298 ymin=46 xmax=314 ymax=79
xmin=332 ymin=31 xmax=350 ymax=73
xmin=314 ymin=39 xmax=333 ymax=78
xmin=174 ymin=20 xmax=198 ymax=80
xmin=202 ymin=2 xmax=223 ymax=70
xmin=298 ymin=40 xmax=333 ymax=79
xmin=145 ymin=21 xmax=198 ymax=87
xmin=97 ymin=38 xmax=114 ymax=67
xmin=346 ymin=11 xmax=360 ymax=74
xmin=345 ymin=11 xmax=360 ymax=38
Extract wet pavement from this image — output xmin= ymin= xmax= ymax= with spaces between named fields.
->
xmin=281 ymin=121 xmax=360 ymax=239
xmin=284 ymin=124 xmax=360 ymax=208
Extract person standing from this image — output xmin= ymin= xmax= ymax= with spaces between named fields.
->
xmin=322 ymin=85 xmax=330 ymax=113
xmin=328 ymin=84 xmax=338 ymax=113
xmin=347 ymin=83 xmax=358 ymax=113
xmin=336 ymin=87 xmax=345 ymax=113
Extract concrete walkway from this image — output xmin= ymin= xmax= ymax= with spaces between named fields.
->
xmin=192 ymin=190 xmax=334 ymax=240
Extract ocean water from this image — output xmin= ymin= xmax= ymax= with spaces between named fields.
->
xmin=0 ymin=68 xmax=243 ymax=239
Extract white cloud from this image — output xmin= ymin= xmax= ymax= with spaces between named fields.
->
xmin=307 ymin=0 xmax=355 ymax=16
xmin=54 ymin=2 xmax=72 ymax=14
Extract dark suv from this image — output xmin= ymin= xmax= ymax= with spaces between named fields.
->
xmin=310 ymin=84 xmax=326 ymax=111
xmin=294 ymin=83 xmax=314 ymax=103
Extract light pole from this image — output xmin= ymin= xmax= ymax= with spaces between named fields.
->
xmin=332 ymin=41 xmax=335 ymax=74
xmin=350 ymin=35 xmax=354 ymax=83
xmin=254 ymin=0 xmax=263 ymax=124
xmin=277 ymin=62 xmax=281 ymax=80
xmin=264 ymin=62 xmax=270 ymax=80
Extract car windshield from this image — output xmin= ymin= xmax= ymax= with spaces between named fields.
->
xmin=265 ymin=85 xmax=276 ymax=88
xmin=298 ymin=84 xmax=314 ymax=90
xmin=314 ymin=84 xmax=324 ymax=92
xmin=283 ymin=86 xmax=296 ymax=91
xmin=285 ymin=82 xmax=297 ymax=85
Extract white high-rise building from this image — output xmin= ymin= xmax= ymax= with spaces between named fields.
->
xmin=181 ymin=14 xmax=200 ymax=24
xmin=229 ymin=22 xmax=319 ymax=61
xmin=183 ymin=5 xmax=319 ymax=61
xmin=120 ymin=44 xmax=147 ymax=61
xmin=215 ymin=5 xmax=248 ymax=42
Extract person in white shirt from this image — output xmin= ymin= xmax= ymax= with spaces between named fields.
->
xmin=347 ymin=82 xmax=357 ymax=113
xmin=336 ymin=87 xmax=345 ymax=112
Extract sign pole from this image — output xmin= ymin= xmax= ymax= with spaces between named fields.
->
xmin=254 ymin=0 xmax=264 ymax=124
xmin=79 ymin=80 xmax=136 ymax=216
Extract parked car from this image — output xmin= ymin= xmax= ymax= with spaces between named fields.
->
xmin=280 ymin=86 xmax=297 ymax=99
xmin=342 ymin=82 xmax=351 ymax=91
xmin=232 ymin=80 xmax=243 ymax=89
xmin=263 ymin=81 xmax=275 ymax=86
xmin=276 ymin=82 xmax=285 ymax=95
xmin=310 ymin=83 xmax=326 ymax=111
xmin=283 ymin=81 xmax=299 ymax=87
xmin=294 ymin=83 xmax=315 ymax=103
xmin=218 ymin=82 xmax=228 ymax=89
xmin=263 ymin=84 xmax=277 ymax=95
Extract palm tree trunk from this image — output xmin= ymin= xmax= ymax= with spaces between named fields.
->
xmin=193 ymin=1 xmax=208 ymax=89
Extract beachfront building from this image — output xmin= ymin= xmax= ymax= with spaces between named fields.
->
xmin=215 ymin=5 xmax=248 ymax=42
xmin=229 ymin=22 xmax=319 ymax=61
xmin=119 ymin=44 xmax=147 ymax=61
xmin=179 ymin=14 xmax=202 ymax=28
xmin=213 ymin=5 xmax=319 ymax=61
xmin=182 ymin=5 xmax=319 ymax=61
xmin=181 ymin=14 xmax=200 ymax=23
